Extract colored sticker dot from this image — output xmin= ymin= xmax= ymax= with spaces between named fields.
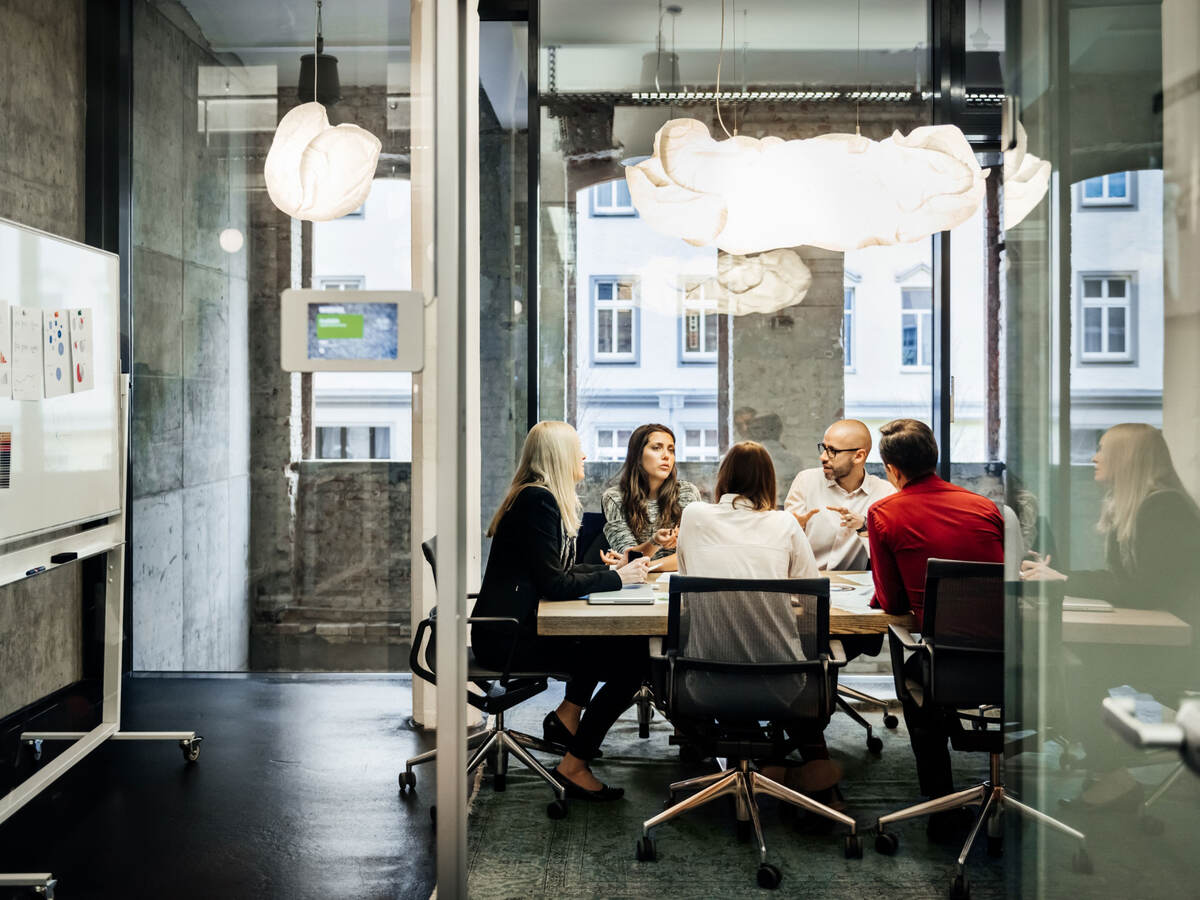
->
xmin=58 ymin=342 xmax=65 ymax=356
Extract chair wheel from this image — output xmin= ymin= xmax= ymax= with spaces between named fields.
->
xmin=883 ymin=714 xmax=899 ymax=729
xmin=987 ymin=834 xmax=1003 ymax=857
xmin=1072 ymin=849 xmax=1094 ymax=874
xmin=430 ymin=806 xmax=437 ymax=827
xmin=493 ymin=772 xmax=506 ymax=792
xmin=737 ymin=818 xmax=751 ymax=842
xmin=756 ymin=863 xmax=782 ymax=889
xmin=844 ymin=834 xmax=863 ymax=859
xmin=635 ymin=836 xmax=657 ymax=862
xmin=546 ymin=799 xmax=568 ymax=820
xmin=399 ymin=770 xmax=416 ymax=792
xmin=1138 ymin=815 xmax=1164 ymax=836
xmin=875 ymin=830 xmax=899 ymax=855
xmin=867 ymin=735 xmax=884 ymax=754
xmin=949 ymin=873 xmax=970 ymax=899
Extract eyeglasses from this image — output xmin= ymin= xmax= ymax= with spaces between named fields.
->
xmin=817 ymin=443 xmax=862 ymax=457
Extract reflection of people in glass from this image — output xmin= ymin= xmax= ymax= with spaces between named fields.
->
xmin=1021 ymin=423 xmax=1200 ymax=636
xmin=733 ymin=406 xmax=757 ymax=441
xmin=600 ymin=424 xmax=702 ymax=573
xmin=746 ymin=413 xmax=800 ymax=503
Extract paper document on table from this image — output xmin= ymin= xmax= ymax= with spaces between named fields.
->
xmin=1063 ymin=596 xmax=1115 ymax=613
xmin=825 ymin=572 xmax=876 ymax=611
xmin=586 ymin=584 xmax=657 ymax=605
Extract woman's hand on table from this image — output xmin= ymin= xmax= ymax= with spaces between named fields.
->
xmin=616 ymin=557 xmax=653 ymax=584
xmin=1019 ymin=554 xmax=1067 ymax=582
xmin=653 ymin=527 xmax=679 ymax=550
xmin=601 ymin=548 xmax=632 ymax=568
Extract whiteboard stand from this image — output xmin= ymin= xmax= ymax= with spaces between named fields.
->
xmin=0 ymin=378 xmax=201 ymax=900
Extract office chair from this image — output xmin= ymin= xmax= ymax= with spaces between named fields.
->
xmin=1103 ymin=693 xmax=1200 ymax=833
xmin=635 ymin=576 xmax=862 ymax=890
xmin=873 ymin=559 xmax=1091 ymax=899
xmin=399 ymin=538 xmax=571 ymax=820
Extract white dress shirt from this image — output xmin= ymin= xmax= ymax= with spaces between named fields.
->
xmin=677 ymin=494 xmax=819 ymax=579
xmin=783 ymin=468 xmax=896 ymax=571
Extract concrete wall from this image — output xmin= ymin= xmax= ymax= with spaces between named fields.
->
xmin=0 ymin=0 xmax=87 ymax=717
xmin=128 ymin=0 xmax=251 ymax=670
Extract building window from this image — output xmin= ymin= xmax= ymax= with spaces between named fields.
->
xmin=1080 ymin=275 xmax=1133 ymax=362
xmin=901 ymin=288 xmax=933 ymax=369
xmin=595 ymin=427 xmax=634 ymax=460
xmin=316 ymin=425 xmax=391 ymax=460
xmin=843 ymin=287 xmax=855 ymax=371
xmin=593 ymin=277 xmax=638 ymax=363
xmin=680 ymin=279 xmax=719 ymax=362
xmin=590 ymin=179 xmax=636 ymax=216
xmin=1080 ymin=172 xmax=1134 ymax=207
xmin=319 ymin=276 xmax=365 ymax=290
xmin=683 ymin=427 xmax=720 ymax=461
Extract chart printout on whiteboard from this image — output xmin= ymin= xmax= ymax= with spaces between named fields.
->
xmin=10 ymin=306 xmax=42 ymax=401
xmin=70 ymin=307 xmax=94 ymax=392
xmin=43 ymin=309 xmax=72 ymax=398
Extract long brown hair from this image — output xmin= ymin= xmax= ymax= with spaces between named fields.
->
xmin=617 ymin=424 xmax=681 ymax=539
xmin=715 ymin=441 xmax=776 ymax=511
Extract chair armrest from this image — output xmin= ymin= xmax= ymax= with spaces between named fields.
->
xmin=828 ymin=640 xmax=848 ymax=667
xmin=409 ymin=617 xmax=436 ymax=685
xmin=467 ymin=592 xmax=480 ymax=600
xmin=888 ymin=624 xmax=922 ymax=650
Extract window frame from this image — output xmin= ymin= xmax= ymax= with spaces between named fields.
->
xmin=681 ymin=425 xmax=720 ymax=461
xmin=314 ymin=424 xmax=393 ymax=460
xmin=843 ymin=286 xmax=856 ymax=372
xmin=594 ymin=426 xmax=637 ymax=461
xmin=317 ymin=275 xmax=366 ymax=291
xmin=678 ymin=277 xmax=720 ymax=365
xmin=590 ymin=275 xmax=640 ymax=365
xmin=1079 ymin=172 xmax=1136 ymax=209
xmin=589 ymin=179 xmax=637 ymax=217
xmin=1078 ymin=272 xmax=1136 ymax=364
xmin=900 ymin=286 xmax=934 ymax=372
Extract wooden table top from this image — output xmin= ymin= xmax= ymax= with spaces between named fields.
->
xmin=536 ymin=571 xmax=916 ymax=638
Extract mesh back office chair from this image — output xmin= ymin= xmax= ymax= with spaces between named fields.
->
xmin=399 ymin=537 xmax=571 ymax=820
xmin=874 ymin=560 xmax=1091 ymax=899
xmin=1103 ymin=694 xmax=1200 ymax=833
xmin=635 ymin=576 xmax=861 ymax=891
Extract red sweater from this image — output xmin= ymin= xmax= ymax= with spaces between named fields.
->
xmin=867 ymin=474 xmax=1004 ymax=629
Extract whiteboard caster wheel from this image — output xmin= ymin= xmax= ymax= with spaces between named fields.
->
xmin=180 ymin=736 xmax=202 ymax=763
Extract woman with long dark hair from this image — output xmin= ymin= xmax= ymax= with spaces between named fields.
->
xmin=473 ymin=421 xmax=652 ymax=800
xmin=600 ymin=424 xmax=702 ymax=572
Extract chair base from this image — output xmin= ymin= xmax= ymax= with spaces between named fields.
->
xmin=837 ymin=685 xmax=900 ymax=753
xmin=641 ymin=759 xmax=859 ymax=866
xmin=875 ymin=755 xmax=1089 ymax=880
xmin=401 ymin=708 xmax=567 ymax=804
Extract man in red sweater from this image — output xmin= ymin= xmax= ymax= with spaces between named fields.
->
xmin=867 ymin=418 xmax=1004 ymax=823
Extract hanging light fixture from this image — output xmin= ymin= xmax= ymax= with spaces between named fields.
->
xmin=1002 ymin=121 xmax=1051 ymax=230
xmin=297 ymin=0 xmax=342 ymax=105
xmin=218 ymin=73 xmax=244 ymax=253
xmin=264 ymin=1 xmax=381 ymax=221
xmin=626 ymin=1 xmax=987 ymax=255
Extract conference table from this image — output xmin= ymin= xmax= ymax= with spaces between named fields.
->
xmin=536 ymin=571 xmax=1194 ymax=647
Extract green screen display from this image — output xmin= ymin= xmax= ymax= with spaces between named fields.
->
xmin=315 ymin=313 xmax=364 ymax=339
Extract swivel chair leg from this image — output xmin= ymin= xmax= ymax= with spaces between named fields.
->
xmin=1137 ymin=761 xmax=1185 ymax=834
xmin=837 ymin=695 xmax=883 ymax=753
xmin=635 ymin=684 xmax=655 ymax=739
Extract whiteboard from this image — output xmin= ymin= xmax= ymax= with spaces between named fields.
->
xmin=0 ymin=217 xmax=121 ymax=543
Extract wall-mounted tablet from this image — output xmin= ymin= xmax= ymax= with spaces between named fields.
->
xmin=280 ymin=289 xmax=424 ymax=372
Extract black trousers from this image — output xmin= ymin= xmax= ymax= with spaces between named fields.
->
xmin=900 ymin=654 xmax=964 ymax=798
xmin=473 ymin=629 xmax=648 ymax=762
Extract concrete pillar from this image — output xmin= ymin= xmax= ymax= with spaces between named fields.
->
xmin=1162 ymin=0 xmax=1200 ymax=498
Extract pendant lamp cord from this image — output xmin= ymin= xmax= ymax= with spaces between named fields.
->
xmin=313 ymin=0 xmax=323 ymax=104
xmin=715 ymin=0 xmax=732 ymax=138
xmin=655 ymin=0 xmax=663 ymax=93
xmin=855 ymin=0 xmax=862 ymax=136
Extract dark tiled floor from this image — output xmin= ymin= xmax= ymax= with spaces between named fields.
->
xmin=0 ymin=675 xmax=436 ymax=900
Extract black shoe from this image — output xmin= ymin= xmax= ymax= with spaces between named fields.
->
xmin=551 ymin=767 xmax=624 ymax=802
xmin=542 ymin=711 xmax=602 ymax=758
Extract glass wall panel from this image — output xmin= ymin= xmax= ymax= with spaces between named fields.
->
xmin=1006 ymin=0 xmax=1200 ymax=895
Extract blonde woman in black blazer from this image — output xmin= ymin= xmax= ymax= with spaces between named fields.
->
xmin=473 ymin=421 xmax=651 ymax=800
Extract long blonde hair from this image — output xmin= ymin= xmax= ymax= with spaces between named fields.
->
xmin=487 ymin=421 xmax=583 ymax=538
xmin=1097 ymin=423 xmax=1195 ymax=564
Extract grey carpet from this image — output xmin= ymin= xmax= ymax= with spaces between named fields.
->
xmin=465 ymin=682 xmax=1197 ymax=899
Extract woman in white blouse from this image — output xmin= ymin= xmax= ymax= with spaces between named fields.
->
xmin=677 ymin=441 xmax=818 ymax=580
xmin=675 ymin=441 xmax=837 ymax=800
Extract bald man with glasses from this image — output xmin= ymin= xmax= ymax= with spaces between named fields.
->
xmin=783 ymin=419 xmax=895 ymax=571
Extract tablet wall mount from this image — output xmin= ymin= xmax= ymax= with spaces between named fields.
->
xmin=280 ymin=289 xmax=425 ymax=372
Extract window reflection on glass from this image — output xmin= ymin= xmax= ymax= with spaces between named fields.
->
xmin=1079 ymin=275 xmax=1132 ymax=362
xmin=591 ymin=179 xmax=636 ymax=216
xmin=593 ymin=277 xmax=637 ymax=361
xmin=1080 ymin=171 xmax=1134 ymax=207
xmin=901 ymin=288 xmax=933 ymax=369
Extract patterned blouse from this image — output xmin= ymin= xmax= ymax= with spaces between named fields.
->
xmin=601 ymin=480 xmax=703 ymax=560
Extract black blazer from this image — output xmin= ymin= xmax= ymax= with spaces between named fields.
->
xmin=473 ymin=485 xmax=621 ymax=639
